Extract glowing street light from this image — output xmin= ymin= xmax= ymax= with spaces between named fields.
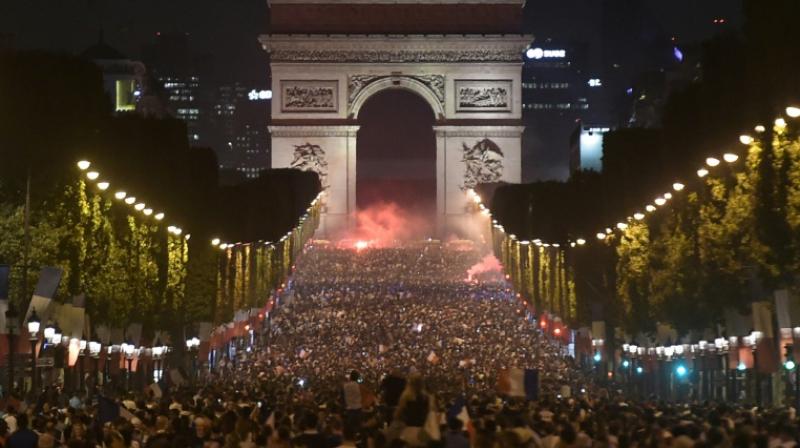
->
xmin=142 ymin=208 xmax=153 ymax=216
xmin=576 ymin=238 xmax=586 ymax=245
xmin=723 ymin=153 xmax=739 ymax=163
xmin=787 ymin=106 xmax=800 ymax=118
xmin=646 ymin=205 xmax=656 ymax=212
xmin=633 ymin=213 xmax=645 ymax=221
xmin=737 ymin=361 xmax=747 ymax=371
xmin=154 ymin=212 xmax=165 ymax=221
xmin=654 ymin=197 xmax=667 ymax=206
xmin=697 ymin=168 xmax=709 ymax=178
xmin=211 ymin=238 xmax=221 ymax=246
xmin=596 ymin=232 xmax=606 ymax=240
xmin=134 ymin=203 xmax=145 ymax=211
xmin=739 ymin=135 xmax=754 ymax=145
xmin=86 ymin=171 xmax=100 ymax=181
xmin=664 ymin=192 xmax=673 ymax=200
xmin=97 ymin=181 xmax=110 ymax=191
xmin=755 ymin=125 xmax=766 ymax=133
xmin=776 ymin=118 xmax=787 ymax=128
xmin=114 ymin=191 xmax=127 ymax=200
xmin=672 ymin=182 xmax=685 ymax=191
xmin=77 ymin=161 xmax=91 ymax=170
xmin=124 ymin=196 xmax=136 ymax=205
xmin=616 ymin=222 xmax=628 ymax=230
xmin=706 ymin=157 xmax=720 ymax=167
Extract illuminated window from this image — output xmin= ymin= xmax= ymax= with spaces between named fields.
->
xmin=115 ymin=79 xmax=137 ymax=112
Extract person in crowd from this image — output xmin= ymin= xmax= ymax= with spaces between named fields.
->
xmin=7 ymin=414 xmax=37 ymax=448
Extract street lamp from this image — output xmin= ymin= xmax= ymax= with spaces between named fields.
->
xmin=5 ymin=306 xmax=18 ymax=395
xmin=122 ymin=341 xmax=136 ymax=390
xmin=27 ymin=309 xmax=40 ymax=394
xmin=88 ymin=340 xmax=101 ymax=390
xmin=152 ymin=340 xmax=165 ymax=382
xmin=186 ymin=337 xmax=200 ymax=380
xmin=43 ymin=323 xmax=55 ymax=344
xmin=78 ymin=339 xmax=87 ymax=393
xmin=52 ymin=325 xmax=62 ymax=346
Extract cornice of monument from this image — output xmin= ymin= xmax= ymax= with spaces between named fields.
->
xmin=260 ymin=34 xmax=533 ymax=63
xmin=269 ymin=125 xmax=361 ymax=137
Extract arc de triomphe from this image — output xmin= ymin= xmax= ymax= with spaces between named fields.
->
xmin=260 ymin=0 xmax=532 ymax=236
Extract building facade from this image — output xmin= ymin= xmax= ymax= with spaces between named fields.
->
xmin=210 ymin=83 xmax=271 ymax=181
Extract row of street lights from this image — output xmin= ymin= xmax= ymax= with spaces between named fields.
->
xmin=587 ymin=329 xmax=800 ymax=404
xmin=76 ymin=160 xmax=190 ymax=240
xmin=596 ymin=106 xmax=800 ymax=242
xmin=11 ymin=308 xmax=206 ymax=395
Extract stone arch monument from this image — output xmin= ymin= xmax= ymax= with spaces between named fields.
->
xmin=260 ymin=0 xmax=532 ymax=236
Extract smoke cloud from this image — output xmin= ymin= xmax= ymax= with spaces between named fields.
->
xmin=341 ymin=201 xmax=434 ymax=247
xmin=466 ymin=254 xmax=504 ymax=283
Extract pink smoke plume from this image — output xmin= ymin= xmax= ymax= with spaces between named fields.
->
xmin=344 ymin=201 xmax=433 ymax=248
xmin=466 ymin=254 xmax=504 ymax=283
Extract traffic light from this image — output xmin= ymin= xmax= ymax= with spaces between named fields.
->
xmin=785 ymin=344 xmax=796 ymax=371
xmin=622 ymin=359 xmax=630 ymax=368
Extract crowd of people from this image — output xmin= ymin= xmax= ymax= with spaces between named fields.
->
xmin=3 ymin=243 xmax=800 ymax=448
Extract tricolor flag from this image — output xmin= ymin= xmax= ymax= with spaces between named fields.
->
xmin=497 ymin=367 xmax=539 ymax=400
xmin=25 ymin=267 xmax=62 ymax=323
xmin=447 ymin=397 xmax=474 ymax=437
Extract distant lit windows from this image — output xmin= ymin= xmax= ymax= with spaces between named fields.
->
xmin=523 ymin=103 xmax=588 ymax=111
xmin=115 ymin=79 xmax=137 ymax=112
xmin=522 ymin=82 xmax=570 ymax=89
xmin=588 ymin=78 xmax=602 ymax=87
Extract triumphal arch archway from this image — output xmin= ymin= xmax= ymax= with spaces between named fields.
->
xmin=260 ymin=0 xmax=532 ymax=236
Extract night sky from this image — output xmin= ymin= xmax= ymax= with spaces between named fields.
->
xmin=2 ymin=0 xmax=742 ymax=82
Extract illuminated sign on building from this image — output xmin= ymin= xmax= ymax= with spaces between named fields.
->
xmin=525 ymin=47 xmax=566 ymax=60
xmin=248 ymin=89 xmax=273 ymax=101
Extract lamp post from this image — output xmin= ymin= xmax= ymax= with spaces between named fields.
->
xmin=748 ymin=332 xmax=763 ymax=405
xmin=5 ymin=306 xmax=18 ymax=395
xmin=78 ymin=339 xmax=86 ymax=393
xmin=121 ymin=342 xmax=135 ymax=391
xmin=26 ymin=309 xmax=40 ymax=394
xmin=152 ymin=340 xmax=164 ymax=383
xmin=88 ymin=340 xmax=101 ymax=391
xmin=186 ymin=337 xmax=200 ymax=380
xmin=43 ymin=323 xmax=55 ymax=346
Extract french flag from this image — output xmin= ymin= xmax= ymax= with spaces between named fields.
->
xmin=447 ymin=397 xmax=474 ymax=438
xmin=497 ymin=368 xmax=539 ymax=400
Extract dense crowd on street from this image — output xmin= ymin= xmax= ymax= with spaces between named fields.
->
xmin=3 ymin=243 xmax=800 ymax=448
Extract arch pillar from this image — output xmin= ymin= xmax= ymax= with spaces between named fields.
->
xmin=433 ymin=125 xmax=525 ymax=234
xmin=268 ymin=125 xmax=360 ymax=237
